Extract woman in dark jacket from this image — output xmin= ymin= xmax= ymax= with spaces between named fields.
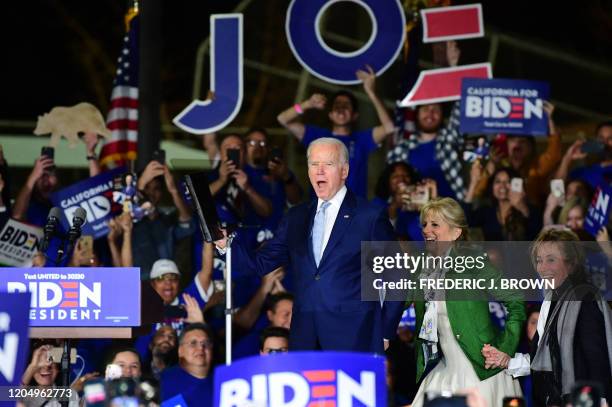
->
xmin=483 ymin=229 xmax=612 ymax=406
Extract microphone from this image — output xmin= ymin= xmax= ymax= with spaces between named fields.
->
xmin=67 ymin=207 xmax=87 ymax=248
xmin=40 ymin=207 xmax=62 ymax=252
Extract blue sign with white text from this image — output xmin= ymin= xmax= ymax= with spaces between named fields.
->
xmin=214 ymin=352 xmax=386 ymax=407
xmin=50 ymin=167 xmax=125 ymax=239
xmin=585 ymin=185 xmax=611 ymax=237
xmin=0 ymin=293 xmax=30 ymax=388
xmin=0 ymin=268 xmax=140 ymax=327
xmin=460 ymin=78 xmax=550 ymax=135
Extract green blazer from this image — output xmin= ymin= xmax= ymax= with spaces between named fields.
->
xmin=412 ymin=247 xmax=526 ymax=382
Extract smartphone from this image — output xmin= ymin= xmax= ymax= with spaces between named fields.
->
xmin=411 ymin=185 xmax=430 ymax=206
xmin=580 ymin=139 xmax=605 ymax=155
xmin=41 ymin=146 xmax=54 ymax=160
xmin=511 ymin=178 xmax=523 ymax=193
xmin=152 ymin=149 xmax=166 ymax=165
xmin=550 ymin=179 xmax=565 ymax=199
xmin=502 ymin=397 xmax=526 ymax=407
xmin=105 ymin=363 xmax=122 ymax=380
xmin=79 ymin=235 xmax=94 ymax=259
xmin=227 ymin=148 xmax=240 ymax=166
xmin=270 ymin=146 xmax=283 ymax=162
xmin=83 ymin=379 xmax=107 ymax=406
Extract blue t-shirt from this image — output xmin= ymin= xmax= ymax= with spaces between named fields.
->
xmin=570 ymin=163 xmax=612 ymax=189
xmin=160 ymin=366 xmax=213 ymax=407
xmin=302 ymin=126 xmax=378 ymax=198
xmin=407 ymin=140 xmax=454 ymax=198
xmin=244 ymin=165 xmax=286 ymax=244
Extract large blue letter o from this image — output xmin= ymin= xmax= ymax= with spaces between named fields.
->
xmin=286 ymin=0 xmax=405 ymax=84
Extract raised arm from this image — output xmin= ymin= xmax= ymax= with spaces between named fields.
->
xmin=233 ymin=268 xmax=284 ymax=332
xmin=554 ymin=139 xmax=586 ymax=181
xmin=163 ymin=165 xmax=192 ymax=222
xmin=197 ymin=242 xmax=214 ymax=300
xmin=118 ymin=212 xmax=133 ymax=267
xmin=106 ymin=218 xmax=122 ymax=267
xmin=356 ymin=66 xmax=394 ymax=144
xmin=13 ymin=157 xmax=54 ymax=221
xmin=83 ymin=132 xmax=101 ymax=177
xmin=233 ymin=169 xmax=273 ymax=217
xmin=277 ymin=94 xmax=326 ymax=142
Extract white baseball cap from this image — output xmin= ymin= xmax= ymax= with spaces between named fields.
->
xmin=150 ymin=259 xmax=180 ymax=280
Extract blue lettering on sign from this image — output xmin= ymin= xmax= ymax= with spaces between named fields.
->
xmin=286 ymin=0 xmax=405 ymax=84
xmin=173 ymin=14 xmax=243 ymax=134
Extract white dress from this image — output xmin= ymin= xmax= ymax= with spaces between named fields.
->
xmin=412 ymin=301 xmax=522 ymax=407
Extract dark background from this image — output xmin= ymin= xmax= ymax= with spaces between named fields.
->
xmin=0 ymin=0 xmax=610 ymax=134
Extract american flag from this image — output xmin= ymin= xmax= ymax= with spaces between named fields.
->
xmin=99 ymin=13 xmax=139 ymax=169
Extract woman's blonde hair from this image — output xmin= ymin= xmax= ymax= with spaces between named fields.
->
xmin=420 ymin=197 xmax=469 ymax=240
xmin=557 ymin=196 xmax=588 ymax=225
xmin=530 ymin=228 xmax=586 ymax=282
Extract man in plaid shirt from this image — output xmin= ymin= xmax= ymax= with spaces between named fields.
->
xmin=387 ymin=41 xmax=466 ymax=201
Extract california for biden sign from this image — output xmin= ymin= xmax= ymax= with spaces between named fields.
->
xmin=214 ymin=352 xmax=386 ymax=406
xmin=0 ymin=268 xmax=140 ymax=326
xmin=460 ymin=78 xmax=550 ymax=136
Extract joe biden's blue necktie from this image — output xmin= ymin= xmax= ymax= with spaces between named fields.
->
xmin=312 ymin=201 xmax=331 ymax=266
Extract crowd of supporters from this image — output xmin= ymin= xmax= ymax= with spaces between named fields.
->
xmin=3 ymin=41 xmax=611 ymax=407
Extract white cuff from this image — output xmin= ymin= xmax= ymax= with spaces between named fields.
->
xmin=506 ymin=353 xmax=531 ymax=377
xmin=195 ymin=274 xmax=214 ymax=302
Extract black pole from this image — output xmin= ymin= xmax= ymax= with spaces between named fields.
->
xmin=59 ymin=339 xmax=70 ymax=407
xmin=137 ymin=0 xmax=162 ymax=172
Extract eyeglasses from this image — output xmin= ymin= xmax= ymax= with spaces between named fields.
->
xmin=247 ymin=140 xmax=266 ymax=147
xmin=184 ymin=339 xmax=213 ymax=349
xmin=154 ymin=274 xmax=179 ymax=282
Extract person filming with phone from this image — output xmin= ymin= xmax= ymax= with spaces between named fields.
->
xmin=130 ymin=151 xmax=194 ymax=279
xmin=12 ymin=148 xmax=59 ymax=227
xmin=208 ymin=134 xmax=273 ymax=250
xmin=465 ymin=166 xmax=542 ymax=241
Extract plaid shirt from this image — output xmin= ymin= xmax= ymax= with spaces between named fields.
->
xmin=386 ymin=102 xmax=465 ymax=201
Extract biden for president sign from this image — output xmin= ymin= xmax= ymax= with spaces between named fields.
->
xmin=460 ymin=78 xmax=550 ymax=136
xmin=585 ymin=185 xmax=611 ymax=238
xmin=214 ymin=352 xmax=386 ymax=407
xmin=0 ymin=267 xmax=140 ymax=327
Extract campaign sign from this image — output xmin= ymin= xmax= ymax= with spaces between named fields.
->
xmin=460 ymin=78 xmax=550 ymax=135
xmin=0 ymin=267 xmax=140 ymax=327
xmin=585 ymin=185 xmax=611 ymax=237
xmin=0 ymin=219 xmax=43 ymax=267
xmin=0 ymin=293 xmax=30 ymax=387
xmin=51 ymin=167 xmax=125 ymax=239
xmin=214 ymin=352 xmax=386 ymax=407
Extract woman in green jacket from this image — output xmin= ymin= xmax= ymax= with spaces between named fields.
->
xmin=411 ymin=197 xmax=525 ymax=407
